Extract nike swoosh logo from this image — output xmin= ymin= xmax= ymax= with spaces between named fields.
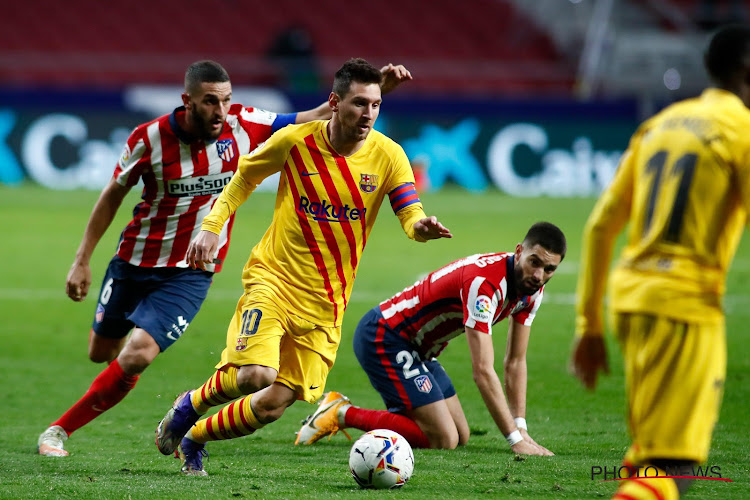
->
xmin=301 ymin=172 xmax=320 ymax=176
xmin=309 ymin=385 xmax=320 ymax=390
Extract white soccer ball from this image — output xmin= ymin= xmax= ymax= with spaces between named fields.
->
xmin=348 ymin=429 xmax=414 ymax=489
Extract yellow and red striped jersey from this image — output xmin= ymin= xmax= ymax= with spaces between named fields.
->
xmin=203 ymin=120 xmax=427 ymax=326
xmin=577 ymin=88 xmax=750 ymax=335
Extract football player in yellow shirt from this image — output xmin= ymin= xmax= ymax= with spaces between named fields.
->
xmin=571 ymin=25 xmax=750 ymax=500
xmin=154 ymin=58 xmax=452 ymax=475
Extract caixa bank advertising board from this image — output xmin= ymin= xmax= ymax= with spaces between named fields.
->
xmin=0 ymin=88 xmax=637 ymax=197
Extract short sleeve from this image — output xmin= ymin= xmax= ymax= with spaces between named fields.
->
xmin=512 ymin=289 xmax=543 ymax=327
xmin=382 ymin=142 xmax=417 ymax=194
xmin=113 ymin=126 xmax=149 ymax=187
xmin=463 ymin=275 xmax=500 ymax=335
xmin=237 ymin=106 xmax=278 ymax=146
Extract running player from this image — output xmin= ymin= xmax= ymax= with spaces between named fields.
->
xmin=37 ymin=59 xmax=413 ymax=457
xmin=154 ymin=58 xmax=451 ymax=475
xmin=571 ymin=25 xmax=750 ymax=500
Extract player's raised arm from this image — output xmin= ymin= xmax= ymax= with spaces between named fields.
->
xmin=378 ymin=63 xmax=413 ymax=94
xmin=294 ymin=63 xmax=413 ymax=123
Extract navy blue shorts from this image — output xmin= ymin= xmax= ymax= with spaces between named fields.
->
xmin=92 ymin=256 xmax=213 ymax=351
xmin=353 ymin=307 xmax=456 ymax=413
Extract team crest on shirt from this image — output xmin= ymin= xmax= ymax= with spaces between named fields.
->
xmin=510 ymin=297 xmax=529 ymax=315
xmin=414 ymin=375 xmax=433 ymax=394
xmin=216 ymin=139 xmax=236 ymax=162
xmin=359 ymin=173 xmax=378 ymax=193
xmin=235 ymin=337 xmax=249 ymax=352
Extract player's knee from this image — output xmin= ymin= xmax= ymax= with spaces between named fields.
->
xmin=115 ymin=330 xmax=159 ymax=373
xmin=251 ymin=400 xmax=286 ymax=423
xmin=427 ymin=431 xmax=460 ymax=449
xmin=88 ymin=349 xmax=115 ymax=364
xmin=88 ymin=332 xmax=121 ymax=363
xmin=236 ymin=365 xmax=276 ymax=394
xmin=249 ymin=390 xmax=295 ymax=424
xmin=116 ymin=350 xmax=153 ymax=374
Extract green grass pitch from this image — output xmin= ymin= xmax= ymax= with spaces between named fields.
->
xmin=1 ymin=184 xmax=748 ymax=499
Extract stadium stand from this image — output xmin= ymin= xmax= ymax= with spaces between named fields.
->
xmin=0 ymin=0 xmax=574 ymax=95
xmin=510 ymin=0 xmax=723 ymax=104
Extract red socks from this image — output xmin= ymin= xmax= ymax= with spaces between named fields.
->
xmin=52 ymin=358 xmax=139 ymax=436
xmin=344 ymin=407 xmax=430 ymax=449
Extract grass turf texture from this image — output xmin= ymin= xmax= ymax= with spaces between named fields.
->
xmin=1 ymin=184 xmax=748 ymax=499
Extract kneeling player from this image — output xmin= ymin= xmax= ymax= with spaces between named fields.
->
xmin=296 ymin=222 xmax=565 ymax=455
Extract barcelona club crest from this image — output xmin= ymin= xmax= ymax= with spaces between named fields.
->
xmin=216 ymin=139 xmax=235 ymax=162
xmin=359 ymin=173 xmax=378 ymax=193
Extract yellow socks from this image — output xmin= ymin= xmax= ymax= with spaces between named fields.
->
xmin=189 ymin=394 xmax=265 ymax=444
xmin=190 ymin=366 xmax=243 ymax=414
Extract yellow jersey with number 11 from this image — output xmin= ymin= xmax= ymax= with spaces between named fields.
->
xmin=578 ymin=88 xmax=750 ymax=333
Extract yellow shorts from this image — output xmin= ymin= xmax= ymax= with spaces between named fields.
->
xmin=217 ymin=285 xmax=341 ymax=403
xmin=614 ymin=313 xmax=726 ymax=464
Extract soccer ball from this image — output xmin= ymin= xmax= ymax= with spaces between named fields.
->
xmin=348 ymin=429 xmax=414 ymax=489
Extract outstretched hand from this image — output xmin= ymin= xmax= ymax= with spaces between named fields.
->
xmin=380 ymin=63 xmax=413 ymax=95
xmin=414 ymin=216 xmax=453 ymax=241
xmin=569 ymin=335 xmax=610 ymax=391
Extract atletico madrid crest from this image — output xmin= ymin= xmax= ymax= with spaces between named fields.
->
xmin=95 ymin=303 xmax=105 ymax=323
xmin=414 ymin=375 xmax=433 ymax=394
xmin=359 ymin=173 xmax=378 ymax=193
xmin=216 ymin=139 xmax=235 ymax=162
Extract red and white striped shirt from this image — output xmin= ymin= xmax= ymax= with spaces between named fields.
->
xmin=112 ymin=104 xmax=279 ymax=272
xmin=378 ymin=252 xmax=543 ymax=358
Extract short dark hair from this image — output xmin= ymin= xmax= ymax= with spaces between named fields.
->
xmin=522 ymin=222 xmax=567 ymax=260
xmin=704 ymin=25 xmax=750 ymax=86
xmin=332 ymin=58 xmax=382 ymax=97
xmin=184 ymin=60 xmax=230 ymax=94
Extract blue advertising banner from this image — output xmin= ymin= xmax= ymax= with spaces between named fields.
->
xmin=0 ymin=87 xmax=639 ymax=196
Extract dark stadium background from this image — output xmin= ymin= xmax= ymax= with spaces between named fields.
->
xmin=1 ymin=0 xmax=734 ymax=195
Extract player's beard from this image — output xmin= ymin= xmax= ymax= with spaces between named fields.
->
xmin=191 ymin=107 xmax=224 ymax=141
xmin=340 ymin=118 xmax=371 ymax=143
xmin=514 ymin=263 xmax=542 ymax=297
xmin=352 ymin=119 xmax=371 ymax=141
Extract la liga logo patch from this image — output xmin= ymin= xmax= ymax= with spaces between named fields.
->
xmin=475 ymin=296 xmax=491 ymax=313
xmin=472 ymin=295 xmax=492 ymax=322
